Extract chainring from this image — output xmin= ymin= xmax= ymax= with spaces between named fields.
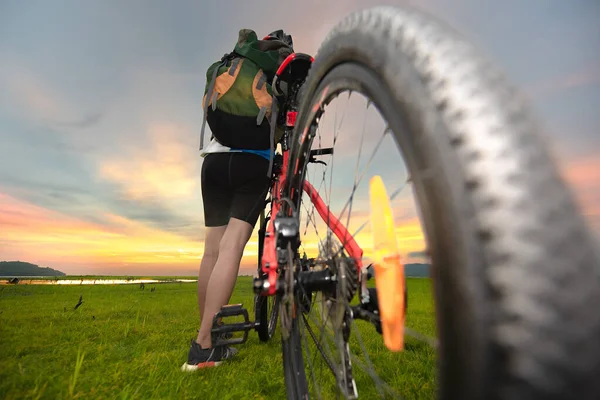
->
xmin=317 ymin=235 xmax=358 ymax=327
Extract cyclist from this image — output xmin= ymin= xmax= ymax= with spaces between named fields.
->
xmin=182 ymin=29 xmax=293 ymax=370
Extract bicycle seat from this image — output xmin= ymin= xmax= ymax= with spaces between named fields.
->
xmin=273 ymin=53 xmax=314 ymax=97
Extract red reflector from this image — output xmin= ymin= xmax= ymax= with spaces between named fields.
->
xmin=286 ymin=111 xmax=298 ymax=127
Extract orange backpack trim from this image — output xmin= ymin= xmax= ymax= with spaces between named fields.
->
xmin=202 ymin=58 xmax=245 ymax=110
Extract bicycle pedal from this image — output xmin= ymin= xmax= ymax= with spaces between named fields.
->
xmin=211 ymin=304 xmax=257 ymax=347
xmin=215 ymin=303 xmax=246 ymax=318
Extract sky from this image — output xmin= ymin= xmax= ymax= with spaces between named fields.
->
xmin=0 ymin=0 xmax=598 ymax=276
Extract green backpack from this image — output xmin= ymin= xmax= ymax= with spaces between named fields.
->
xmin=199 ymin=29 xmax=293 ymax=154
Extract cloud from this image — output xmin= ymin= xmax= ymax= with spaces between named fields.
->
xmin=0 ymin=55 xmax=206 ymax=246
xmin=0 ymin=62 xmax=105 ymax=141
xmin=52 ymin=112 xmax=104 ymax=129
xmin=0 ymin=162 xmax=102 ymax=227
xmin=90 ymin=121 xmax=205 ymax=239
xmin=297 ymin=210 xmax=425 ymax=263
xmin=2 ymin=68 xmax=63 ymax=119
xmin=408 ymin=250 xmax=429 ymax=258
xmin=105 ymin=193 xmax=204 ymax=240
xmin=527 ymin=61 xmax=600 ymax=99
xmin=558 ymin=155 xmax=600 ymax=236
xmin=1 ymin=0 xmax=598 ymax=277
xmin=97 ymin=122 xmax=200 ymax=201
xmin=0 ymin=162 xmax=205 ymax=242
xmin=0 ymin=192 xmax=204 ymax=274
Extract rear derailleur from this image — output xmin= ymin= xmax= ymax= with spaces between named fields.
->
xmin=351 ymin=264 xmax=408 ymax=335
xmin=351 ymin=287 xmax=383 ymax=335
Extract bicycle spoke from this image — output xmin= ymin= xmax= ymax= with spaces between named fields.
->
xmin=310 ymin=126 xmax=392 ymax=266
xmin=289 ymin=86 xmax=438 ymax=400
xmin=301 ymin=311 xmax=337 ymax=376
xmin=299 ymin=310 xmax=324 ymax=400
xmin=343 ymin=101 xmax=371 ymax=253
xmin=349 ymin=316 xmax=399 ymax=399
xmin=337 ymin=126 xmax=388 ymax=224
xmin=298 ymin=281 xmax=360 ymax=397
xmin=299 ymin=264 xmax=409 ymax=399
xmin=302 ymin=287 xmax=339 ymax=367
xmin=404 ymin=327 xmax=439 ymax=349
xmin=350 ymin=180 xmax=410 ymax=239
xmin=325 ymin=91 xmax=351 ymax=231
xmin=302 ymin=168 xmax=325 ymax=240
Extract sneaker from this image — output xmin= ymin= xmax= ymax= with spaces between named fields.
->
xmin=181 ymin=340 xmax=238 ymax=371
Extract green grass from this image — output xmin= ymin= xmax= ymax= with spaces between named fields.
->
xmin=0 ymin=277 xmax=436 ymax=399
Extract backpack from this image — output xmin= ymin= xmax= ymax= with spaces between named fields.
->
xmin=199 ymin=29 xmax=293 ymax=155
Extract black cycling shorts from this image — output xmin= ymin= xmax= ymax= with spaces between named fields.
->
xmin=201 ymin=152 xmax=270 ymax=227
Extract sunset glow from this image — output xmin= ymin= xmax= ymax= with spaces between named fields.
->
xmin=0 ymin=188 xmax=428 ymax=275
xmin=1 ymin=1 xmax=598 ymax=276
xmin=0 ymin=193 xmax=203 ymax=273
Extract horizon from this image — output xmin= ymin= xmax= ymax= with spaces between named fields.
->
xmin=1 ymin=1 xmax=599 ymax=276
xmin=0 ymin=260 xmax=432 ymax=278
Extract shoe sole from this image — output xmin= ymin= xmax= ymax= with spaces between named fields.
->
xmin=181 ymin=361 xmax=223 ymax=371
xmin=180 ymin=346 xmax=238 ymax=372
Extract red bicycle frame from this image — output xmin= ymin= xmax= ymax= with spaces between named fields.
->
xmin=260 ymin=54 xmax=364 ymax=297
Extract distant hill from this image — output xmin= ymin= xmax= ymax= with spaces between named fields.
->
xmin=0 ymin=261 xmax=66 ymax=277
xmin=366 ymin=263 xmax=430 ymax=278
xmin=405 ymin=263 xmax=430 ymax=277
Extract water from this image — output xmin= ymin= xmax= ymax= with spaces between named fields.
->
xmin=0 ymin=278 xmax=198 ymax=285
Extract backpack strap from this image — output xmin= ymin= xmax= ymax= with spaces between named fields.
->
xmin=210 ymin=91 xmax=219 ymax=111
xmin=256 ymin=106 xmax=268 ymax=125
xmin=256 ymin=72 xmax=267 ymax=90
xmin=266 ymin=94 xmax=279 ymax=177
xmin=255 ymin=71 xmax=269 ymax=125
xmin=229 ymin=57 xmax=241 ymax=76
xmin=200 ymin=62 xmax=223 ymax=150
xmin=200 ymin=53 xmax=236 ymax=150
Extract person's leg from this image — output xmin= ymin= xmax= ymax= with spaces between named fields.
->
xmin=195 ymin=153 xmax=270 ymax=348
xmin=196 ymin=218 xmax=254 ymax=347
xmin=198 ymin=153 xmax=231 ymax=326
xmin=197 ymin=225 xmax=227 ymax=324
xmin=183 ymin=153 xmax=269 ymax=370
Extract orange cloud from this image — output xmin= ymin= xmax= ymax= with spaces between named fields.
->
xmin=561 ymin=156 xmax=600 ymax=187
xmin=0 ymin=188 xmax=427 ymax=276
xmin=559 ymin=155 xmax=600 ymax=232
xmin=0 ymin=192 xmax=206 ymax=274
xmin=98 ymin=123 xmax=199 ymax=201
xmin=297 ymin=208 xmax=426 ymax=265
xmin=527 ymin=61 xmax=600 ymax=99
xmin=0 ymin=191 xmax=270 ymax=276
xmin=0 ymin=192 xmax=115 ymax=241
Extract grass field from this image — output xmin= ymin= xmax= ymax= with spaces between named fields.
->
xmin=0 ymin=277 xmax=436 ymax=399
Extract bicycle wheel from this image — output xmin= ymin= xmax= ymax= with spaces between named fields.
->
xmin=280 ymin=5 xmax=600 ymax=400
xmin=255 ymin=210 xmax=280 ymax=342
